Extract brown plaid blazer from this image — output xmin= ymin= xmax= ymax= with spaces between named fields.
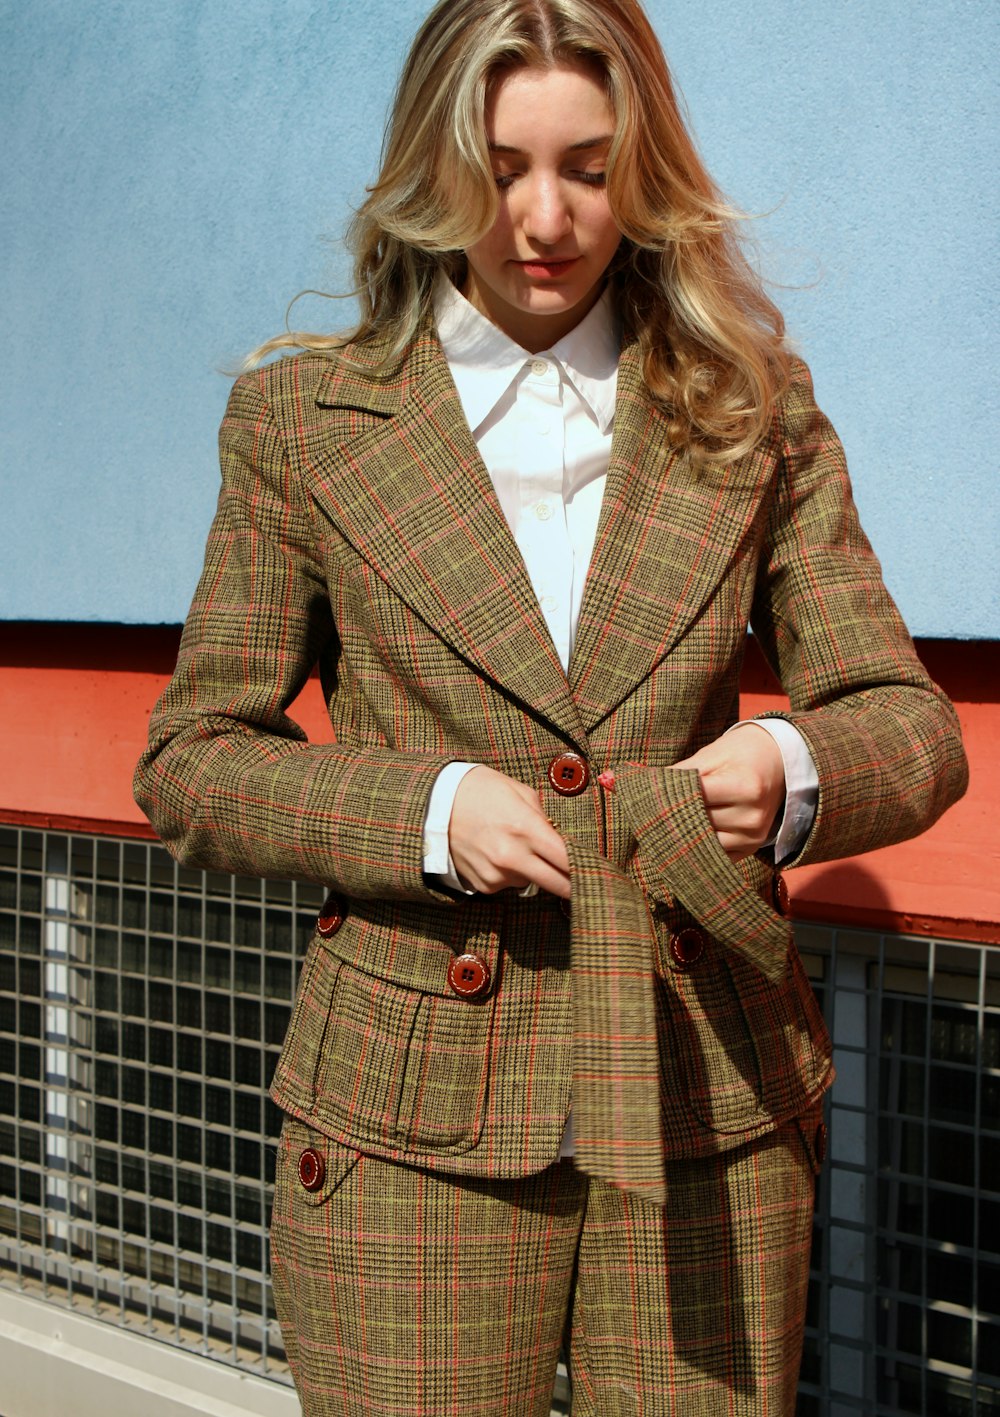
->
xmin=135 ymin=321 xmax=967 ymax=1205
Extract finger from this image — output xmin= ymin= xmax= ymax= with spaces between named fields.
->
xmin=528 ymin=815 xmax=571 ymax=870
xmin=501 ymin=803 xmax=571 ymax=896
xmin=508 ymin=778 xmax=553 ymax=812
xmin=705 ymin=802 xmax=776 ymax=832
xmin=522 ymin=857 xmax=572 ymax=899
xmin=460 ymin=847 xmax=571 ymax=899
xmin=499 ymin=820 xmax=571 ymax=896
xmin=452 ymin=816 xmax=569 ymax=894
xmin=670 ymin=752 xmax=701 ymax=773
xmin=715 ymin=837 xmax=754 ymax=862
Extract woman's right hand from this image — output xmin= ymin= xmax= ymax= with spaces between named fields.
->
xmin=448 ymin=766 xmax=571 ymax=898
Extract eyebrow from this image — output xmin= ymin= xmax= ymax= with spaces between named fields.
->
xmin=487 ymin=135 xmax=613 ymax=155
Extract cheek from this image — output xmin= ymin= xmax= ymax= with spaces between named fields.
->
xmin=467 ymin=210 xmax=513 ymax=268
xmin=590 ymin=207 xmax=623 ymax=261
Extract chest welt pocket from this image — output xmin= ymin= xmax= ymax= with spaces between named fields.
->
xmin=274 ymin=941 xmax=498 ymax=1157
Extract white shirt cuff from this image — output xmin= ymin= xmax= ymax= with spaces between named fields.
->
xmin=727 ymin=717 xmax=819 ymax=864
xmin=422 ymin=761 xmax=479 ymax=893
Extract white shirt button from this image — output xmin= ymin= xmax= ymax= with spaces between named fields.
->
xmin=530 ymin=359 xmax=549 ymax=377
xmin=535 ymin=502 xmax=553 ymax=521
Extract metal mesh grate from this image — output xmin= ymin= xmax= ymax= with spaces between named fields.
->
xmin=796 ymin=926 xmax=1000 ymax=1415
xmin=1 ymin=824 xmax=998 ymax=1413
xmin=0 ymin=824 xmax=321 ymax=1376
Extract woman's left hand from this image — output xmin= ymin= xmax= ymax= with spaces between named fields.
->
xmin=672 ymin=724 xmax=786 ymax=861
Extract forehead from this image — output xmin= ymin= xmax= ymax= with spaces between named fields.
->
xmin=485 ymin=63 xmax=615 ymax=146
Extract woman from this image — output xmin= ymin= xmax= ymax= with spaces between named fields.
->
xmin=134 ymin=1 xmax=968 ymax=1412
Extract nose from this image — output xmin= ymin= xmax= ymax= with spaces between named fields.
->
xmin=521 ymin=173 xmax=572 ymax=247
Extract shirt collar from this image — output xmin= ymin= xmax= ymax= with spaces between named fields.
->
xmin=433 ymin=277 xmax=620 ymax=435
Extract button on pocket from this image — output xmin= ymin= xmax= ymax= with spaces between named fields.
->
xmin=317 ymin=892 xmax=346 ymax=938
xmin=772 ymin=874 xmax=790 ymax=917
xmin=298 ymin=1147 xmax=326 ymax=1192
xmin=669 ymin=927 xmax=706 ymax=969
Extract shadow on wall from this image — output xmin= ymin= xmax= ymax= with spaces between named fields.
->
xmin=792 ymin=858 xmax=903 ymax=933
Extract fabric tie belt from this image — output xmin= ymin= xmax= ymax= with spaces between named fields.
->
xmin=565 ymin=766 xmax=791 ymax=1207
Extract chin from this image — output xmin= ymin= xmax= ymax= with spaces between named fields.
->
xmin=519 ymin=285 xmax=586 ymax=310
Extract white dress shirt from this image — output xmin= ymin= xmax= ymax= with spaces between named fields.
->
xmin=422 ymin=277 xmax=818 ymax=885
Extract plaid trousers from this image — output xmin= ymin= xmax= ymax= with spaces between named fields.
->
xmin=270 ymin=1102 xmax=823 ymax=1416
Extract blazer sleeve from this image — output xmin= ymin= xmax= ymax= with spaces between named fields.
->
xmin=133 ymin=370 xmax=452 ymax=898
xmin=748 ymin=358 xmax=968 ymax=867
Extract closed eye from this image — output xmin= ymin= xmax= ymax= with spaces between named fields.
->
xmin=493 ymin=170 xmax=606 ymax=191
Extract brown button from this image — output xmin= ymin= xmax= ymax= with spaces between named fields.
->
xmin=814 ymin=1122 xmax=828 ymax=1165
xmin=298 ymin=1147 xmax=326 ymax=1193
xmin=548 ymin=752 xmax=589 ymax=797
xmin=317 ymin=892 xmax=346 ymax=938
xmin=447 ymin=952 xmax=492 ymax=1001
xmin=669 ymin=927 xmax=706 ymax=969
xmin=772 ymin=874 xmax=790 ymax=917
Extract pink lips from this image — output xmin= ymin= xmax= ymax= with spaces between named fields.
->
xmin=517 ymin=257 xmax=579 ymax=279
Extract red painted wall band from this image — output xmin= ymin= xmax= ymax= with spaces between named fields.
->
xmin=1 ymin=624 xmax=997 ymax=937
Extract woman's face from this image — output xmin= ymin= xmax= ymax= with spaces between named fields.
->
xmin=462 ymin=63 xmax=622 ymax=352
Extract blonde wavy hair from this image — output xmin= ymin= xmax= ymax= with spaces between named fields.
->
xmin=254 ymin=0 xmax=791 ymax=460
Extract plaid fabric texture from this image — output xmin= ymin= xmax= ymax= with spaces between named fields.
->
xmin=134 ymin=322 xmax=967 ymax=1200
xmin=271 ymin=1106 xmax=822 ymax=1415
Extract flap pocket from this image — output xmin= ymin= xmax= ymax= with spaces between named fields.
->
xmin=306 ymin=958 xmax=497 ymax=1157
xmin=656 ymin=935 xmax=833 ymax=1140
xmin=319 ymin=896 xmax=500 ymax=998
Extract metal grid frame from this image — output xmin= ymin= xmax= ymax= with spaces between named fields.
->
xmin=796 ymin=924 xmax=1000 ymax=1415
xmin=1 ymin=823 xmax=998 ymax=1414
xmin=0 ymin=824 xmax=322 ymax=1378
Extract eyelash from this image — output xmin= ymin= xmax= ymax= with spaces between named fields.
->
xmin=494 ymin=171 xmax=607 ymax=191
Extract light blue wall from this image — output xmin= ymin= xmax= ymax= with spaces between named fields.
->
xmin=2 ymin=0 xmax=997 ymax=634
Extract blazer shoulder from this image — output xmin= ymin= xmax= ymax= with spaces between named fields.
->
xmin=773 ymin=355 xmax=816 ymax=424
xmin=235 ymin=322 xmax=439 ymax=430
xmin=786 ymin=353 xmax=813 ymax=388
xmin=221 ymin=347 xmax=383 ymax=461
xmin=769 ymin=353 xmax=841 ymax=462
xmin=233 ymin=348 xmax=352 ymax=423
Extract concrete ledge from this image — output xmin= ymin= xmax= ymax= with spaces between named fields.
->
xmin=0 ymin=1288 xmax=299 ymax=1417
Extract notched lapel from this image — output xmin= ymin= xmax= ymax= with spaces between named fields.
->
xmin=308 ymin=328 xmax=588 ymax=749
xmin=569 ymin=342 xmax=774 ymax=730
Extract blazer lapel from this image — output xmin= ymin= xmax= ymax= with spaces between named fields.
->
xmin=569 ymin=340 xmax=772 ymax=731
xmin=308 ymin=325 xmax=588 ymax=751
